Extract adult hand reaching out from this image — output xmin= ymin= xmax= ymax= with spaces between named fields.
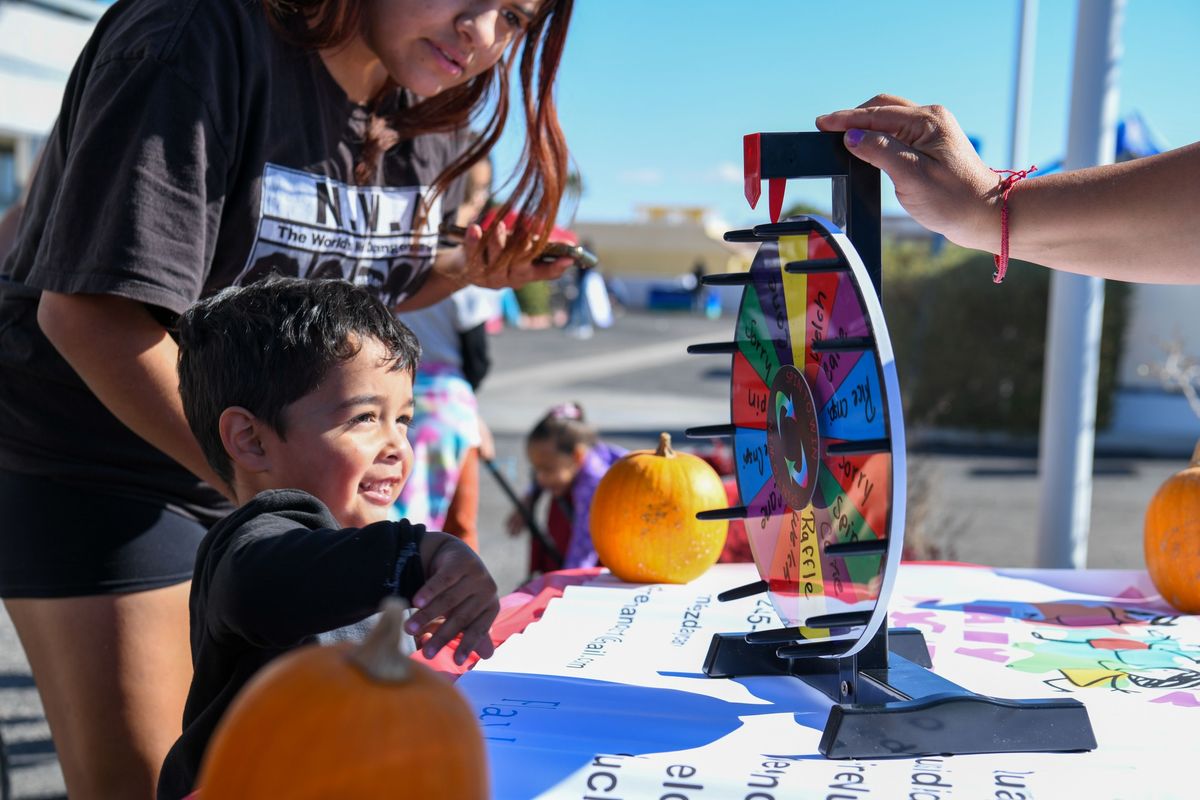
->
xmin=816 ymin=94 xmax=1200 ymax=283
xmin=815 ymin=94 xmax=1002 ymax=254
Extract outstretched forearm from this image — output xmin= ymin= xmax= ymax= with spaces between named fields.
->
xmin=1003 ymin=143 xmax=1200 ymax=283
xmin=817 ymin=97 xmax=1200 ymax=284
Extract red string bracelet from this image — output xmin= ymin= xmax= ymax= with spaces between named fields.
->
xmin=989 ymin=165 xmax=1038 ymax=283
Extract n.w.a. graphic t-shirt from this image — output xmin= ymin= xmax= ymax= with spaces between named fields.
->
xmin=0 ymin=0 xmax=462 ymax=521
xmin=238 ymin=163 xmax=445 ymax=306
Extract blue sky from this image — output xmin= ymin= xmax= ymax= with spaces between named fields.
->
xmin=492 ymin=0 xmax=1200 ymax=228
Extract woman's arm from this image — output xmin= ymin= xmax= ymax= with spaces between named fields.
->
xmin=37 ymin=291 xmax=233 ymax=497
xmin=816 ymin=95 xmax=1200 ymax=283
xmin=1003 ymin=144 xmax=1200 ymax=282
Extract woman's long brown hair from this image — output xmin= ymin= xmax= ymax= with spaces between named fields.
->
xmin=263 ymin=0 xmax=574 ymax=278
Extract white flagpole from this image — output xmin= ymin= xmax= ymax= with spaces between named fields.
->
xmin=1035 ymin=0 xmax=1125 ymax=568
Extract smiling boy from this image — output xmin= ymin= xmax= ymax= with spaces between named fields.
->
xmin=157 ymin=277 xmax=499 ymax=799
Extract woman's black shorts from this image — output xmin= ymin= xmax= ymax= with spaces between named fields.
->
xmin=0 ymin=469 xmax=206 ymax=598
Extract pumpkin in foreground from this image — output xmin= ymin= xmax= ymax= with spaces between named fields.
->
xmin=591 ymin=432 xmax=728 ymax=583
xmin=1144 ymin=441 xmax=1200 ymax=613
xmin=196 ymin=598 xmax=487 ymax=799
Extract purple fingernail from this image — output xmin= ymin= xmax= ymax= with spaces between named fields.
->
xmin=846 ymin=129 xmax=865 ymax=147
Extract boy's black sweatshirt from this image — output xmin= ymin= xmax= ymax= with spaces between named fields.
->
xmin=157 ymin=489 xmax=425 ymax=799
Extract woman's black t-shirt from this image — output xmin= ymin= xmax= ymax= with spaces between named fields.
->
xmin=0 ymin=0 xmax=461 ymax=524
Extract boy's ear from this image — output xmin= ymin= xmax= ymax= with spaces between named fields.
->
xmin=219 ymin=407 xmax=270 ymax=473
xmin=572 ymin=443 xmax=589 ymax=467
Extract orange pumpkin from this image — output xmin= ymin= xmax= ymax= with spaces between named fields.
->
xmin=591 ymin=432 xmax=728 ymax=583
xmin=196 ymin=599 xmax=487 ymax=799
xmin=1144 ymin=441 xmax=1200 ymax=613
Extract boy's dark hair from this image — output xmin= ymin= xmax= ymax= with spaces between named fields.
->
xmin=178 ymin=277 xmax=421 ymax=485
xmin=527 ymin=401 xmax=597 ymax=455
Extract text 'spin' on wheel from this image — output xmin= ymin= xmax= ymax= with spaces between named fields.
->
xmin=689 ymin=131 xmax=1096 ymax=760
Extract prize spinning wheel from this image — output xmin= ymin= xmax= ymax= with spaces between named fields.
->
xmin=690 ymin=134 xmax=1096 ymax=762
xmin=688 ymin=133 xmax=905 ymax=661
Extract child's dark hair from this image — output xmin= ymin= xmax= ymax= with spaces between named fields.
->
xmin=527 ymin=402 xmax=597 ymax=455
xmin=178 ymin=277 xmax=421 ymax=485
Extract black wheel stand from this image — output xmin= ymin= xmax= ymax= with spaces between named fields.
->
xmin=704 ymin=580 xmax=1097 ymax=759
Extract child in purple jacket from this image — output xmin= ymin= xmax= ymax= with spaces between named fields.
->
xmin=506 ymin=403 xmax=626 ymax=573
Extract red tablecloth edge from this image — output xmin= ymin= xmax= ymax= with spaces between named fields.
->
xmin=415 ymin=568 xmax=604 ymax=679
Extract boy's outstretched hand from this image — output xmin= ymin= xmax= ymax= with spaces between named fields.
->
xmin=406 ymin=532 xmax=500 ymax=666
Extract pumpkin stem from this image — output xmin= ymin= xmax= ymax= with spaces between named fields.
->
xmin=1191 ymin=438 xmax=1200 ymax=467
xmin=348 ymin=597 xmax=415 ymax=683
xmin=656 ymin=432 xmax=674 ymax=458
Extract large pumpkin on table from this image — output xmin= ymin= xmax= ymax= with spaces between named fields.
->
xmin=196 ymin=599 xmax=487 ymax=799
xmin=591 ymin=432 xmax=728 ymax=583
xmin=1144 ymin=441 xmax=1200 ymax=613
